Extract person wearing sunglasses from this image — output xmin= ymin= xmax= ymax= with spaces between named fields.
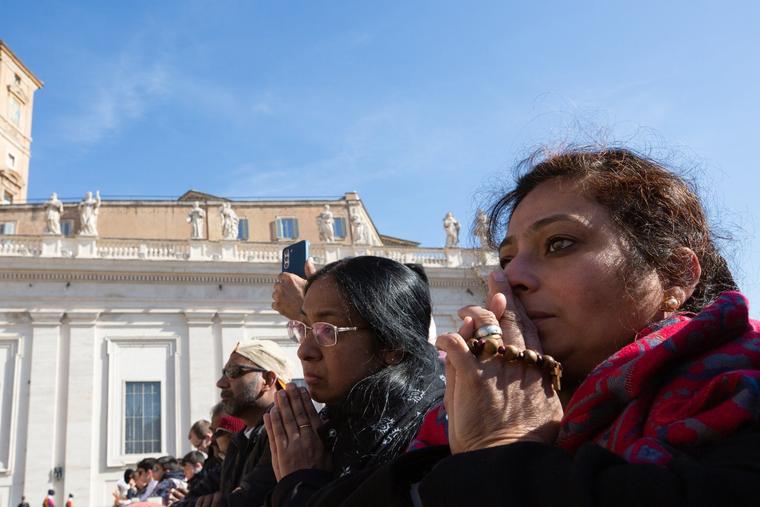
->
xmin=264 ymin=256 xmax=445 ymax=506
xmin=190 ymin=340 xmax=291 ymax=507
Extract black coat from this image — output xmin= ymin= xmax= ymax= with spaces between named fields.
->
xmin=268 ymin=424 xmax=760 ymax=507
xmin=220 ymin=424 xmax=277 ymax=507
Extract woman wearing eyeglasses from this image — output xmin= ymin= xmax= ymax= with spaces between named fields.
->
xmin=264 ymin=256 xmax=445 ymax=506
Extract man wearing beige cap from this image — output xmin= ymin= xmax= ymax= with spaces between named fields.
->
xmin=195 ymin=339 xmax=291 ymax=507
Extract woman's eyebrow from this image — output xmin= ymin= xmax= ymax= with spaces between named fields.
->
xmin=501 ymin=214 xmax=586 ymax=248
xmin=302 ymin=309 xmax=342 ymax=320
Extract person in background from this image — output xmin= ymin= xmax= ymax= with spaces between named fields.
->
xmin=133 ymin=458 xmax=159 ymax=502
xmin=169 ymin=405 xmax=237 ymax=506
xmin=181 ymin=450 xmax=206 ymax=482
xmin=115 ymin=468 xmax=136 ymax=499
xmin=213 ymin=415 xmax=246 ymax=458
xmin=153 ymin=456 xmax=186 ymax=505
xmin=42 ymin=490 xmax=55 ymax=507
xmin=64 ymin=494 xmax=73 ymax=507
xmin=113 ymin=468 xmax=139 ymax=506
xmin=188 ymin=420 xmax=213 ymax=457
xmin=203 ymin=403 xmax=226 ymax=470
xmin=16 ymin=495 xmax=30 ymax=507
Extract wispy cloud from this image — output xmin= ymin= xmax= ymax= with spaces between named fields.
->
xmin=168 ymin=77 xmax=276 ymax=124
xmin=53 ymin=50 xmax=171 ymax=147
xmin=221 ymin=101 xmax=484 ymax=197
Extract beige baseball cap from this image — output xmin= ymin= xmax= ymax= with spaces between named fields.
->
xmin=233 ymin=339 xmax=292 ymax=389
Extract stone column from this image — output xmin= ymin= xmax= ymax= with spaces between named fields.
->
xmin=62 ymin=311 xmax=100 ymax=507
xmin=24 ymin=311 xmax=64 ymax=504
xmin=184 ymin=311 xmax=218 ymax=423
xmin=218 ymin=312 xmax=248 ymax=366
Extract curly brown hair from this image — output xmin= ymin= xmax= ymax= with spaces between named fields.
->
xmin=486 ymin=147 xmax=737 ymax=313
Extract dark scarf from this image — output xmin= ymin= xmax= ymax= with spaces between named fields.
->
xmin=319 ymin=366 xmax=445 ymax=478
xmin=557 ymin=291 xmax=760 ymax=465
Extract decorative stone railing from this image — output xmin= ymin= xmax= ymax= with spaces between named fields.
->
xmin=0 ymin=236 xmax=42 ymax=257
xmin=0 ymin=235 xmax=498 ymax=268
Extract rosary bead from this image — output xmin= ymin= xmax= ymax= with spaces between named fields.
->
xmin=501 ymin=344 xmax=521 ymax=360
xmin=523 ymin=349 xmax=540 ymax=364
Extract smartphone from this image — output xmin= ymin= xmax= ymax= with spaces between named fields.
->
xmin=282 ymin=240 xmax=310 ymax=278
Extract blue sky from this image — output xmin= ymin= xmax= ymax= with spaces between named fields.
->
xmin=4 ymin=0 xmax=760 ymax=312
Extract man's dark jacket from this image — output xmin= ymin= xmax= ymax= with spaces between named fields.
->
xmin=220 ymin=423 xmax=277 ymax=507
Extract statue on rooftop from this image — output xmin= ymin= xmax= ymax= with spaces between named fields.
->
xmin=187 ymin=202 xmax=206 ymax=239
xmin=44 ymin=192 xmax=64 ymax=235
xmin=351 ymin=211 xmax=369 ymax=245
xmin=78 ymin=190 xmax=101 ymax=236
xmin=443 ymin=211 xmax=460 ymax=248
xmin=317 ymin=204 xmax=335 ymax=243
xmin=220 ymin=202 xmax=240 ymax=240
xmin=474 ymin=209 xmax=489 ymax=248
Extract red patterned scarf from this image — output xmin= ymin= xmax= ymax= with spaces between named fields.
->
xmin=557 ymin=291 xmax=760 ymax=465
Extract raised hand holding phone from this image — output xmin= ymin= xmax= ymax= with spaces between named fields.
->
xmin=282 ymin=240 xmax=310 ymax=278
xmin=272 ymin=241 xmax=317 ymax=321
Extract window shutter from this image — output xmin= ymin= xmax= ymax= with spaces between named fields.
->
xmin=238 ymin=218 xmax=249 ymax=240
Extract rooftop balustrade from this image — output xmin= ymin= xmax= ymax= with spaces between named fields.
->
xmin=0 ymin=235 xmax=498 ymax=268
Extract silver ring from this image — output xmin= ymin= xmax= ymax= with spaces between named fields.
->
xmin=475 ymin=324 xmax=502 ymax=338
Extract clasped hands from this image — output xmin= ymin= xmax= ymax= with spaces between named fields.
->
xmin=264 ymin=383 xmax=331 ymax=481
xmin=437 ymin=269 xmax=564 ymax=454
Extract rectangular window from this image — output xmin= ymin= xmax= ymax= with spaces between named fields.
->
xmin=2 ymin=192 xmax=12 ymax=205
xmin=124 ymin=381 xmax=162 ymax=454
xmin=333 ymin=217 xmax=347 ymax=239
xmin=14 ymin=74 xmax=21 ymax=86
xmin=8 ymin=97 xmax=21 ymax=128
xmin=0 ymin=222 xmax=15 ymax=234
xmin=6 ymin=153 xmax=15 ymax=169
xmin=61 ymin=219 xmax=74 ymax=237
xmin=237 ymin=218 xmax=250 ymax=241
xmin=275 ymin=218 xmax=299 ymax=240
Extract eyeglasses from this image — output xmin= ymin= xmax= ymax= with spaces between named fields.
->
xmin=221 ymin=364 xmax=267 ymax=380
xmin=287 ymin=320 xmax=359 ymax=347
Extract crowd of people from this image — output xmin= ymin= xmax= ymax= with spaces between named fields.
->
xmin=114 ymin=146 xmax=759 ymax=506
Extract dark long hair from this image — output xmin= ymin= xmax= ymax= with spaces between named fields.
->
xmin=304 ymin=256 xmax=442 ymax=461
xmin=486 ymin=146 xmax=737 ymax=312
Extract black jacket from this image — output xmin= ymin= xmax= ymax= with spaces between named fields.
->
xmin=220 ymin=423 xmax=277 ymax=507
xmin=268 ymin=425 xmax=760 ymax=507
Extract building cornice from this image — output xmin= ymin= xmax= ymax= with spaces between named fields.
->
xmin=0 ymin=40 xmax=44 ymax=88
xmin=0 ymin=268 xmax=279 ymax=285
xmin=0 ymin=267 xmax=484 ymax=288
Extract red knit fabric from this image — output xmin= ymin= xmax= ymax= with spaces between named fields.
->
xmin=557 ymin=291 xmax=760 ymax=465
xmin=216 ymin=415 xmax=246 ymax=434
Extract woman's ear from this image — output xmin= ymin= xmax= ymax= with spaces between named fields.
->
xmin=668 ymin=247 xmax=702 ymax=307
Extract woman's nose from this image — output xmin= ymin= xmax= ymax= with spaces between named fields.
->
xmin=297 ymin=332 xmax=322 ymax=362
xmin=504 ymin=253 xmax=539 ymax=294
